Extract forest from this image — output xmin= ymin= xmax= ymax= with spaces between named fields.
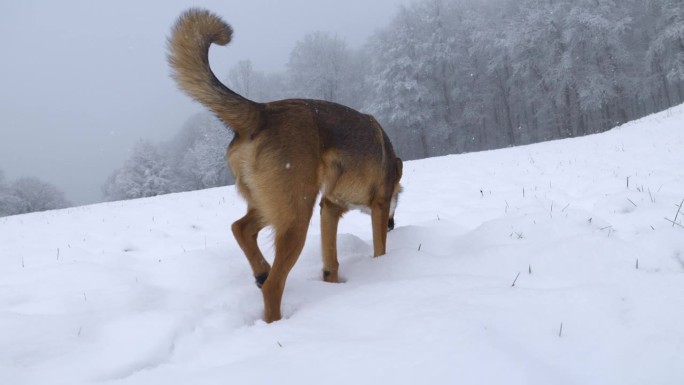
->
xmin=102 ymin=0 xmax=684 ymax=201
xmin=4 ymin=0 xmax=683 ymax=211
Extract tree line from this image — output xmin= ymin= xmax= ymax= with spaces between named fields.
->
xmin=99 ymin=0 xmax=683 ymax=201
xmin=0 ymin=170 xmax=71 ymax=216
xmin=102 ymin=113 xmax=233 ymax=201
xmin=368 ymin=0 xmax=684 ymax=158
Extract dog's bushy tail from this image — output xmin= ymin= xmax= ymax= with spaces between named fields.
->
xmin=167 ymin=8 xmax=261 ymax=136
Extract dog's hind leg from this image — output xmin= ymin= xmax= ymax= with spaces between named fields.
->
xmin=231 ymin=208 xmax=270 ymax=287
xmin=261 ymin=220 xmax=310 ymax=322
xmin=320 ymin=198 xmax=345 ymax=283
xmin=370 ymin=199 xmax=391 ymax=257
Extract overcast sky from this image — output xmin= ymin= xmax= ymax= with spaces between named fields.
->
xmin=0 ymin=0 xmax=408 ymax=204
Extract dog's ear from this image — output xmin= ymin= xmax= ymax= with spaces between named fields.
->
xmin=396 ymin=158 xmax=403 ymax=179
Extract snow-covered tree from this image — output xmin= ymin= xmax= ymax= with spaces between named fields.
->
xmin=227 ymin=60 xmax=256 ymax=99
xmin=175 ymin=113 xmax=233 ymax=190
xmin=162 ymin=112 xmax=234 ymax=192
xmin=645 ymin=0 xmax=684 ymax=108
xmin=287 ymin=32 xmax=354 ymax=105
xmin=0 ymin=176 xmax=71 ymax=215
xmin=227 ymin=60 xmax=290 ymax=103
xmin=104 ymin=112 xmax=235 ymax=202
xmin=367 ymin=5 xmax=436 ymax=158
xmin=0 ymin=170 xmax=23 ymax=216
xmin=102 ymin=140 xmax=172 ymax=201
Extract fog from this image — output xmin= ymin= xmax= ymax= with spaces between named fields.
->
xmin=0 ymin=0 xmax=407 ymax=204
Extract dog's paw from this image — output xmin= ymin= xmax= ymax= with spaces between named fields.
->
xmin=323 ymin=270 xmax=340 ymax=283
xmin=255 ymin=272 xmax=269 ymax=288
xmin=388 ymin=217 xmax=395 ymax=231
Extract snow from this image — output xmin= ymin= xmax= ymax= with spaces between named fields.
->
xmin=2 ymin=104 xmax=684 ymax=385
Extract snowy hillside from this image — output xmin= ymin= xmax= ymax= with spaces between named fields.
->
xmin=2 ymin=104 xmax=683 ymax=385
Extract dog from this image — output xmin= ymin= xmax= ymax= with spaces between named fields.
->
xmin=167 ymin=8 xmax=403 ymax=322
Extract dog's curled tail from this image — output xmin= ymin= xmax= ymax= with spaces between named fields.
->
xmin=167 ymin=8 xmax=260 ymax=135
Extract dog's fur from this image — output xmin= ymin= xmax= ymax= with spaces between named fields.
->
xmin=167 ymin=8 xmax=403 ymax=323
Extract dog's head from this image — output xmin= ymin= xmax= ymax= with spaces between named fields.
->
xmin=387 ymin=158 xmax=403 ymax=232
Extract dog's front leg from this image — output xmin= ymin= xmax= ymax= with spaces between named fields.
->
xmin=370 ymin=200 xmax=390 ymax=257
xmin=320 ymin=198 xmax=345 ymax=283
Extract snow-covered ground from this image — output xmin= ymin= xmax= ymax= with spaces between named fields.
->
xmin=2 ymin=105 xmax=683 ymax=385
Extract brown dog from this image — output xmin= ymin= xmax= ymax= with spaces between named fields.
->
xmin=167 ymin=8 xmax=403 ymax=322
